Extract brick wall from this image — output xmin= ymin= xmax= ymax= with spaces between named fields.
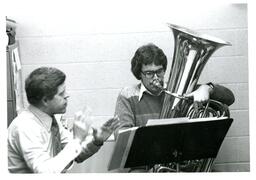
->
xmin=11 ymin=3 xmax=248 ymax=172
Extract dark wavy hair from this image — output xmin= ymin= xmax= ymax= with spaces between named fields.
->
xmin=25 ymin=67 xmax=66 ymax=106
xmin=131 ymin=43 xmax=167 ymax=80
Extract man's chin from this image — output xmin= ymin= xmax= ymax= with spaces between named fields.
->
xmin=149 ymin=88 xmax=162 ymax=95
xmin=59 ymin=108 xmax=67 ymax=114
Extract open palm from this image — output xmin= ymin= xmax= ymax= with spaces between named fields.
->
xmin=92 ymin=116 xmax=120 ymax=143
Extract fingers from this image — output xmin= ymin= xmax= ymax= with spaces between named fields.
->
xmin=73 ymin=116 xmax=90 ymax=142
xmin=104 ymin=115 xmax=119 ymax=126
xmin=82 ymin=106 xmax=92 ymax=120
xmin=103 ymin=116 xmax=120 ymax=131
xmin=92 ymin=126 xmax=98 ymax=136
xmin=103 ymin=118 xmax=115 ymax=127
xmin=184 ymin=92 xmax=194 ymax=98
xmin=74 ymin=111 xmax=82 ymax=121
xmin=112 ymin=119 xmax=121 ymax=129
xmin=184 ymin=93 xmax=209 ymax=104
xmin=107 ymin=122 xmax=120 ymax=132
xmin=192 ymin=101 xmax=207 ymax=118
xmin=74 ymin=110 xmax=91 ymax=133
xmin=192 ymin=101 xmax=199 ymax=117
xmin=193 ymin=101 xmax=203 ymax=111
xmin=194 ymin=97 xmax=208 ymax=104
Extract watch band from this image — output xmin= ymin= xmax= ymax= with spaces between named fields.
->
xmin=206 ymin=82 xmax=214 ymax=89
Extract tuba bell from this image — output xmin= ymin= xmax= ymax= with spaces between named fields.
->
xmin=154 ymin=24 xmax=231 ymax=172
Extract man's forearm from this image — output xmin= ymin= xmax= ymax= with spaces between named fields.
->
xmin=75 ymin=135 xmax=102 ymax=163
xmin=209 ymin=83 xmax=235 ymax=106
xmin=29 ymin=139 xmax=82 ymax=173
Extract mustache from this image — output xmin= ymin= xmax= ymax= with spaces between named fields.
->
xmin=151 ymin=79 xmax=164 ymax=89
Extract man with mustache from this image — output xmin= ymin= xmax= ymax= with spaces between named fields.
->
xmin=114 ymin=43 xmax=235 ymax=171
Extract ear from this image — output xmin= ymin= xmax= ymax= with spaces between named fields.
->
xmin=41 ymin=96 xmax=49 ymax=107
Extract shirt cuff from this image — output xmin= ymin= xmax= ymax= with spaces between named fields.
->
xmin=81 ymin=135 xmax=102 ymax=153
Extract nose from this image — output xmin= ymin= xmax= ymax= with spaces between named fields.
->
xmin=64 ymin=92 xmax=70 ymax=99
xmin=153 ymin=73 xmax=159 ymax=79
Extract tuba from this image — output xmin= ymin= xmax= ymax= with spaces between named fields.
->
xmin=154 ymin=24 xmax=231 ymax=172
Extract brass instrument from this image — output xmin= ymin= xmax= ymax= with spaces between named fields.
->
xmin=154 ymin=24 xmax=231 ymax=172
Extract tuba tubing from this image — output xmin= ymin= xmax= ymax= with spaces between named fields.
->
xmin=154 ymin=24 xmax=231 ymax=172
xmin=160 ymin=23 xmax=231 ymax=119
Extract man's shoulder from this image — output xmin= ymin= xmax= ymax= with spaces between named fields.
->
xmin=119 ymin=84 xmax=140 ymax=99
xmin=8 ymin=110 xmax=37 ymax=131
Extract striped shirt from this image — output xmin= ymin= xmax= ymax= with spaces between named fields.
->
xmin=115 ymin=83 xmax=165 ymax=128
xmin=114 ymin=82 xmax=235 ymax=129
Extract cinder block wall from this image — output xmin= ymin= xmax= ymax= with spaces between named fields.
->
xmin=11 ymin=4 xmax=248 ymax=172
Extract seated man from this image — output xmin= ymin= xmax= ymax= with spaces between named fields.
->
xmin=114 ymin=43 xmax=235 ymax=171
xmin=115 ymin=43 xmax=234 ymax=128
xmin=8 ymin=67 xmax=119 ymax=173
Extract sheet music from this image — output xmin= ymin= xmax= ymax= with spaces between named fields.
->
xmin=146 ymin=116 xmax=228 ymax=126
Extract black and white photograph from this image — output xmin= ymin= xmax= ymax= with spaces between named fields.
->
xmin=1 ymin=0 xmax=255 ymax=178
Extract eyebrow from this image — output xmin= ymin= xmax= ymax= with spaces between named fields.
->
xmin=143 ymin=68 xmax=164 ymax=72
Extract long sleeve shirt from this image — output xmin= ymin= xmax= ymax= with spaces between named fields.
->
xmin=8 ymin=105 xmax=101 ymax=173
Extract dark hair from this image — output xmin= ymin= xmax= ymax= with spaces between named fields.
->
xmin=131 ymin=43 xmax=167 ymax=80
xmin=25 ymin=67 xmax=66 ymax=106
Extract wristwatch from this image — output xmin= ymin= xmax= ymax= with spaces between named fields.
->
xmin=92 ymin=139 xmax=104 ymax=146
xmin=206 ymin=82 xmax=214 ymax=90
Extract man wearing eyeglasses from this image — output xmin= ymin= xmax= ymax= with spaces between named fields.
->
xmin=114 ymin=43 xmax=235 ymax=132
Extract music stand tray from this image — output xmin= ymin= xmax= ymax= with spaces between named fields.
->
xmin=108 ymin=117 xmax=233 ymax=171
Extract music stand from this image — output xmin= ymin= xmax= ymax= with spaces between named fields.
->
xmin=108 ymin=117 xmax=233 ymax=171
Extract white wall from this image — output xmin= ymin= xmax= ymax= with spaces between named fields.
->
xmin=9 ymin=3 xmax=248 ymax=172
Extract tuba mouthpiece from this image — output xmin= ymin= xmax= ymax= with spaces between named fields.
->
xmin=152 ymin=79 xmax=163 ymax=90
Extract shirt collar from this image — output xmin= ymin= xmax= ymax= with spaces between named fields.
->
xmin=28 ymin=105 xmax=53 ymax=132
xmin=138 ymin=82 xmax=167 ymax=101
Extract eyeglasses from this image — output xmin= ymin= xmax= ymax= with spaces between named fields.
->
xmin=141 ymin=68 xmax=165 ymax=79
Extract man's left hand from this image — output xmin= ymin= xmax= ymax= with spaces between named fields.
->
xmin=184 ymin=84 xmax=212 ymax=103
xmin=92 ymin=116 xmax=120 ymax=145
